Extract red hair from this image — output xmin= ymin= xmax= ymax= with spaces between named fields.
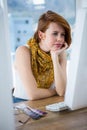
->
xmin=34 ymin=10 xmax=71 ymax=48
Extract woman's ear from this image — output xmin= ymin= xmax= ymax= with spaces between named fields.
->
xmin=38 ymin=31 xmax=45 ymax=40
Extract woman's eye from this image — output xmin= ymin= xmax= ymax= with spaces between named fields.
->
xmin=53 ymin=32 xmax=58 ymax=36
xmin=61 ymin=33 xmax=65 ymax=37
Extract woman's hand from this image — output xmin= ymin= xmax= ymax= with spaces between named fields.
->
xmin=50 ymin=42 xmax=68 ymax=58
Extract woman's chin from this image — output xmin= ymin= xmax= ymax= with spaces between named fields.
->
xmin=56 ymin=47 xmax=61 ymax=50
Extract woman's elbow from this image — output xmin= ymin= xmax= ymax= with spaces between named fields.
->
xmin=58 ymin=92 xmax=65 ymax=97
xmin=28 ymin=93 xmax=39 ymax=101
xmin=28 ymin=95 xmax=37 ymax=101
xmin=56 ymin=88 xmax=65 ymax=97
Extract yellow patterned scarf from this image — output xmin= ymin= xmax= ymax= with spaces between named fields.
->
xmin=27 ymin=38 xmax=54 ymax=89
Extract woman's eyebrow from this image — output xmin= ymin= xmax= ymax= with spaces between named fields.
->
xmin=53 ymin=31 xmax=65 ymax=34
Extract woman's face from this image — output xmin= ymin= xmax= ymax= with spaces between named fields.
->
xmin=39 ymin=22 xmax=65 ymax=52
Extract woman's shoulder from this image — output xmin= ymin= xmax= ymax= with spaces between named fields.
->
xmin=15 ymin=45 xmax=30 ymax=57
xmin=16 ymin=45 xmax=30 ymax=52
xmin=14 ymin=45 xmax=31 ymax=68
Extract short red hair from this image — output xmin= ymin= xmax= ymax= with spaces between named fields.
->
xmin=34 ymin=10 xmax=71 ymax=48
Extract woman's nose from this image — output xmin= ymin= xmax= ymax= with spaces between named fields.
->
xmin=57 ymin=35 xmax=62 ymax=41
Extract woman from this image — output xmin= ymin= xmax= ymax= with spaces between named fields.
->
xmin=13 ymin=10 xmax=71 ymax=102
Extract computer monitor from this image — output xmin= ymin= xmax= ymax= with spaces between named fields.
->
xmin=65 ymin=8 xmax=87 ymax=110
xmin=0 ymin=0 xmax=15 ymax=130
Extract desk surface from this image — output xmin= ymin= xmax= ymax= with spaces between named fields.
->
xmin=14 ymin=96 xmax=87 ymax=130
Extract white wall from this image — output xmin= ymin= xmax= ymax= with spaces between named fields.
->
xmin=76 ymin=0 xmax=87 ymax=10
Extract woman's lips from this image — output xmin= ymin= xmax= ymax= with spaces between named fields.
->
xmin=54 ymin=43 xmax=63 ymax=48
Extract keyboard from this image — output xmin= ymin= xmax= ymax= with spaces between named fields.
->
xmin=46 ymin=101 xmax=68 ymax=112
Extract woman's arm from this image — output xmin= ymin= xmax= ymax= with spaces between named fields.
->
xmin=51 ymin=51 xmax=67 ymax=96
xmin=14 ymin=46 xmax=57 ymax=100
xmin=50 ymin=42 xmax=68 ymax=96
